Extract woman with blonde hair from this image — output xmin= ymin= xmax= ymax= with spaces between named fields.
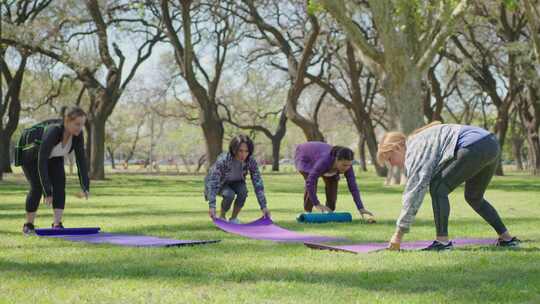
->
xmin=377 ymin=121 xmax=519 ymax=251
xmin=15 ymin=106 xmax=90 ymax=234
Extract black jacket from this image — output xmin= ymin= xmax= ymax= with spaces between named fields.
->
xmin=36 ymin=123 xmax=90 ymax=196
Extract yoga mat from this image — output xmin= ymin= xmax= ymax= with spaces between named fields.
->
xmin=213 ymin=216 xmax=345 ymax=243
xmin=35 ymin=227 xmax=101 ymax=236
xmin=44 ymin=233 xmax=221 ymax=247
xmin=297 ymin=212 xmax=352 ymax=223
xmin=43 ymin=232 xmax=219 ymax=247
xmin=305 ymin=238 xmax=496 ymax=253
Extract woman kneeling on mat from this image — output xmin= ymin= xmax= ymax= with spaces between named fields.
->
xmin=18 ymin=106 xmax=90 ymax=235
xmin=205 ymin=134 xmax=270 ymax=223
xmin=294 ymin=142 xmax=374 ymax=219
xmin=377 ymin=121 xmax=520 ymax=251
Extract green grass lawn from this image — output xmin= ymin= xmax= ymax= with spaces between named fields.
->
xmin=1 ymin=170 xmax=539 ymax=304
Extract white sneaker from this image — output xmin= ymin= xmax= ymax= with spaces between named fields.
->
xmin=229 ymin=218 xmax=241 ymax=224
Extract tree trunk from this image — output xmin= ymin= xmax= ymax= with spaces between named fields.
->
xmin=271 ymin=137 xmax=281 ymax=172
xmin=382 ymin=71 xmax=424 ymax=184
xmin=494 ymin=107 xmax=510 ymax=176
xmin=201 ymin=118 xmax=224 ymax=167
xmin=195 ymin=154 xmax=206 ymax=173
xmin=89 ymin=117 xmax=106 ymax=180
xmin=0 ymin=132 xmax=13 ymax=177
xmin=385 ymin=71 xmax=425 ymax=134
xmin=107 ymin=146 xmax=116 ymax=170
xmin=526 ymin=132 xmax=540 ymax=175
xmin=358 ymin=135 xmax=368 ymax=172
xmin=511 ymin=137 xmax=524 ymax=171
xmin=271 ymin=109 xmax=287 ymax=172
xmin=0 ymin=51 xmax=26 ymax=180
xmin=361 ymin=119 xmax=388 ymax=177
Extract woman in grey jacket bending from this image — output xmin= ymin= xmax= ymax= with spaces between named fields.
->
xmin=377 ymin=121 xmax=519 ymax=251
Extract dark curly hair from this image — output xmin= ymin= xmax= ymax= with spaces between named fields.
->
xmin=229 ymin=134 xmax=254 ymax=159
xmin=330 ymin=145 xmax=354 ymax=161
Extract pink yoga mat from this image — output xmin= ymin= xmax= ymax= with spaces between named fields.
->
xmin=305 ymin=238 xmax=496 ymax=253
xmin=213 ymin=216 xmax=345 ymax=243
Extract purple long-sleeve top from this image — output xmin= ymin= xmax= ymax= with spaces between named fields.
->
xmin=294 ymin=142 xmax=364 ymax=210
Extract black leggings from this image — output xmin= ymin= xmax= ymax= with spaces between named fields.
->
xmin=430 ymin=134 xmax=507 ymax=237
xmin=22 ymin=157 xmax=66 ymax=212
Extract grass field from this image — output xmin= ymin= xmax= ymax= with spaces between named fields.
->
xmin=1 ymin=170 xmax=539 ymax=303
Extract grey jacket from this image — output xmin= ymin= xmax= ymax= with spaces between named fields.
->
xmin=204 ymin=152 xmax=267 ymax=210
xmin=397 ymin=124 xmax=462 ymax=232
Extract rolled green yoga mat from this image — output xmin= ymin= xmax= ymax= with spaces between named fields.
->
xmin=297 ymin=212 xmax=352 ymax=223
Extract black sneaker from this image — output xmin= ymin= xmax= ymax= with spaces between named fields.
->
xmin=22 ymin=223 xmax=35 ymax=235
xmin=422 ymin=240 xmax=454 ymax=251
xmin=51 ymin=222 xmax=64 ymax=229
xmin=497 ymin=237 xmax=520 ymax=248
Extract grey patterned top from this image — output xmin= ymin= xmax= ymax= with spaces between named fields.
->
xmin=226 ymin=158 xmax=244 ymax=182
xmin=397 ymin=124 xmax=463 ymax=233
xmin=204 ymin=152 xmax=267 ymax=210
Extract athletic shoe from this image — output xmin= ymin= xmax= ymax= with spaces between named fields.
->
xmin=228 ymin=218 xmax=241 ymax=224
xmin=22 ymin=223 xmax=35 ymax=235
xmin=497 ymin=237 xmax=520 ymax=248
xmin=51 ymin=222 xmax=64 ymax=229
xmin=421 ymin=240 xmax=454 ymax=251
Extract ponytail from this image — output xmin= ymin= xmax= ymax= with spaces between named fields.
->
xmin=330 ymin=146 xmax=354 ymax=161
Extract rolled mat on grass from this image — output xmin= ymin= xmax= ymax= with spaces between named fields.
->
xmin=36 ymin=228 xmax=220 ymax=247
xmin=296 ymin=212 xmax=352 ymax=223
xmin=304 ymin=238 xmax=497 ymax=253
xmin=35 ymin=227 xmax=101 ymax=236
xmin=213 ymin=216 xmax=345 ymax=243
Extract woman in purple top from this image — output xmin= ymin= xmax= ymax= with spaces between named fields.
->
xmin=295 ymin=142 xmax=374 ymax=219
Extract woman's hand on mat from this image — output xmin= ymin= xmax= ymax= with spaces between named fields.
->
xmin=314 ymin=205 xmax=332 ymax=213
xmin=387 ymin=242 xmax=401 ymax=251
xmin=43 ymin=196 xmax=53 ymax=207
xmin=261 ymin=208 xmax=271 ymax=218
xmin=209 ymin=208 xmax=217 ymax=219
xmin=359 ymin=208 xmax=374 ymax=217
xmin=391 ymin=229 xmax=404 ymax=242
xmin=388 ymin=229 xmax=405 ymax=250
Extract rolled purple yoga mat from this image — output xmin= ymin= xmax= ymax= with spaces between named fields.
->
xmin=35 ymin=227 xmax=101 ymax=236
xmin=305 ymin=238 xmax=497 ymax=253
xmin=213 ymin=216 xmax=345 ymax=243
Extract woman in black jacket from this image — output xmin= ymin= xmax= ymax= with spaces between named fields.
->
xmin=20 ymin=106 xmax=90 ymax=234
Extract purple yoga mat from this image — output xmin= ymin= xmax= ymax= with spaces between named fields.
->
xmin=35 ymin=227 xmax=100 ymax=236
xmin=305 ymin=238 xmax=496 ymax=253
xmin=43 ymin=233 xmax=220 ymax=247
xmin=213 ymin=216 xmax=345 ymax=243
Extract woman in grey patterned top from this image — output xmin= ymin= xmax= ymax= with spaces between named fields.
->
xmin=377 ymin=121 xmax=519 ymax=251
xmin=205 ymin=135 xmax=271 ymax=223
